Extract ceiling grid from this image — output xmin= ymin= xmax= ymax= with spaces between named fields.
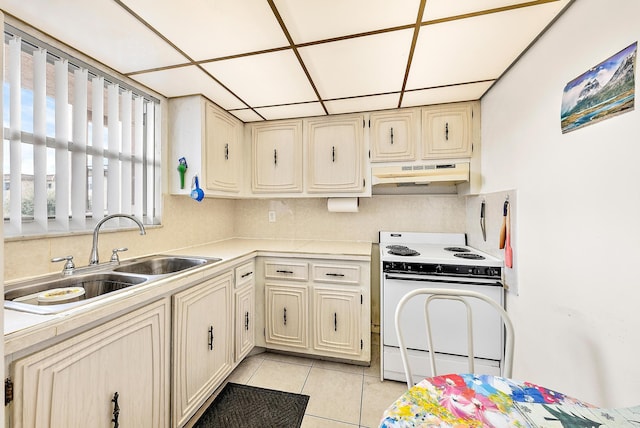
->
xmin=0 ymin=0 xmax=574 ymax=121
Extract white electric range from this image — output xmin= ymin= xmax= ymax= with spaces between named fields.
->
xmin=379 ymin=231 xmax=505 ymax=384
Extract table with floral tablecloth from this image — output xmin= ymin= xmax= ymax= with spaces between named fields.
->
xmin=380 ymin=373 xmax=640 ymax=427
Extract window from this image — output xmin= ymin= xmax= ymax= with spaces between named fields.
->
xmin=2 ymin=24 xmax=162 ymax=237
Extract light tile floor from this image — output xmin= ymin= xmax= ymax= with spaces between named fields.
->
xmin=189 ymin=334 xmax=408 ymax=428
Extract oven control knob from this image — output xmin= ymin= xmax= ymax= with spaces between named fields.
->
xmin=487 ymin=268 xmax=500 ymax=277
xmin=473 ymin=268 xmax=483 ymax=276
xmin=435 ymin=265 xmax=443 ymax=274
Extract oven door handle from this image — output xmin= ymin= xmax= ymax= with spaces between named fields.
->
xmin=385 ymin=274 xmax=502 ymax=287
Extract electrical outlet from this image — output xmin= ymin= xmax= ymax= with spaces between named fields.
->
xmin=268 ymin=211 xmax=276 ymax=223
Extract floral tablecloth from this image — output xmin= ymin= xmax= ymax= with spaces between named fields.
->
xmin=380 ymin=373 xmax=640 ymax=427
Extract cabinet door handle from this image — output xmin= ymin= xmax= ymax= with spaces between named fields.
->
xmin=331 ymin=146 xmax=335 ymax=162
xmin=283 ymin=307 xmax=287 ymax=326
xmin=334 ymin=312 xmax=337 ymax=331
xmin=208 ymin=326 xmax=214 ymax=350
xmin=224 ymin=143 xmax=229 ymax=160
xmin=390 ymin=127 xmax=394 ymax=145
xmin=325 ymin=272 xmax=345 ymax=277
xmin=111 ymin=392 xmax=120 ymax=428
xmin=241 ymin=271 xmax=253 ymax=278
xmin=276 ymin=269 xmax=294 ymax=274
xmin=245 ymin=311 xmax=250 ymax=331
xmin=274 ymin=148 xmax=277 ymax=166
xmin=445 ymin=123 xmax=449 ymax=141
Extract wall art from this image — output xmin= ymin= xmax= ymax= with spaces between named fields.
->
xmin=561 ymin=42 xmax=636 ymax=133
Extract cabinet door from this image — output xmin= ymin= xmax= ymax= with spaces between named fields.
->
xmin=265 ymin=283 xmax=308 ymax=349
xmin=370 ymin=109 xmax=419 ymax=162
xmin=312 ymin=286 xmax=361 ymax=357
xmin=204 ymin=102 xmax=241 ymax=192
xmin=12 ymin=300 xmax=168 ymax=428
xmin=252 ymin=121 xmax=303 ymax=193
xmin=305 ymin=115 xmax=365 ymax=193
xmin=422 ymin=103 xmax=473 ymax=159
xmin=172 ymin=273 xmax=232 ymax=428
xmin=235 ymin=284 xmax=255 ymax=363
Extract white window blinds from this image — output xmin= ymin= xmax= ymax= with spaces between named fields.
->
xmin=3 ymin=27 xmax=162 ymax=237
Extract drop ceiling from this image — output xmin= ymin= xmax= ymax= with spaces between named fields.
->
xmin=1 ymin=0 xmax=571 ymax=122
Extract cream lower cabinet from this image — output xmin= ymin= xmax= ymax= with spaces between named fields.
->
xmin=10 ymin=300 xmax=169 ymax=428
xmin=234 ymin=261 xmax=256 ymax=363
xmin=172 ymin=272 xmax=233 ymax=428
xmin=265 ymin=282 xmax=309 ymax=350
xmin=262 ymin=257 xmax=370 ymax=363
xmin=312 ymin=286 xmax=361 ymax=357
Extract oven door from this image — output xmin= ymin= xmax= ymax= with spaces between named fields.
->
xmin=382 ymin=273 xmax=504 ymax=360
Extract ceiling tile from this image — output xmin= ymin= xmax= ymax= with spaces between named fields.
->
xmin=423 ymin=0 xmax=567 ymax=21
xmin=325 ymin=94 xmax=401 ymax=115
xmin=401 ymin=81 xmax=495 ymax=107
xmin=228 ymin=109 xmax=264 ymax=123
xmin=1 ymin=0 xmax=186 ymax=74
xmin=130 ymin=66 xmax=246 ymax=110
xmin=407 ymin=2 xmax=568 ymax=90
xmin=299 ymin=29 xmax=414 ymax=100
xmin=119 ymin=0 xmax=289 ymax=61
xmin=274 ymin=0 xmax=421 ymax=43
xmin=255 ymin=103 xmax=326 ymax=121
xmin=201 ymin=50 xmax=317 ymax=107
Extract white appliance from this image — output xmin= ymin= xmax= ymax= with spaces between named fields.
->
xmin=380 ymin=231 xmax=504 ymax=384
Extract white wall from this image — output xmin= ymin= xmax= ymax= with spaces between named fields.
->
xmin=481 ymin=0 xmax=640 ymax=407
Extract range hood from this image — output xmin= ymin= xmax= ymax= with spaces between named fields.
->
xmin=371 ymin=162 xmax=470 ymax=187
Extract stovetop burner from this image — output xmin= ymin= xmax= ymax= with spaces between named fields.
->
xmin=386 ymin=245 xmax=420 ymax=257
xmin=444 ymin=247 xmax=470 ymax=253
xmin=454 ymin=253 xmax=485 ymax=260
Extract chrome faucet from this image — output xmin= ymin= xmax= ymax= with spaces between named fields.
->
xmin=89 ymin=214 xmax=146 ymax=265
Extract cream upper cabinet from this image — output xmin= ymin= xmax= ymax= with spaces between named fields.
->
xmin=172 ymin=272 xmax=233 ymax=428
xmin=251 ymin=120 xmax=303 ymax=193
xmin=11 ymin=300 xmax=169 ymax=428
xmin=422 ymin=102 xmax=474 ymax=159
xmin=304 ymin=115 xmax=366 ymax=194
xmin=370 ymin=108 xmax=419 ymax=162
xmin=169 ymin=95 xmax=243 ymax=197
xmin=205 ymin=102 xmax=242 ymax=193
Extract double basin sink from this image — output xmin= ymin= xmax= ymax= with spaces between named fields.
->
xmin=4 ymin=255 xmax=221 ymax=315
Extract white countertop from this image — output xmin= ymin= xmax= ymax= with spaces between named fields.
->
xmin=4 ymin=237 xmax=371 ymax=356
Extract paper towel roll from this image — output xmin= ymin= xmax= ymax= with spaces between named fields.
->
xmin=327 ymin=197 xmax=359 ymax=213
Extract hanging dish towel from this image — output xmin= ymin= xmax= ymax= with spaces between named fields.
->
xmin=505 ymin=201 xmax=513 ymax=268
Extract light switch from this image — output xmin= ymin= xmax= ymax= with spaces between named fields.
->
xmin=268 ymin=211 xmax=276 ymax=223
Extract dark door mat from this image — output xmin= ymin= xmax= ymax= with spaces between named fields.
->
xmin=193 ymin=382 xmax=310 ymax=428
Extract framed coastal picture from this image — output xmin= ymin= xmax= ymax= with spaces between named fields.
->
xmin=561 ymin=42 xmax=636 ymax=133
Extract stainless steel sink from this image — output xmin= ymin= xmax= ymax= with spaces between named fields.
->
xmin=114 ymin=255 xmax=221 ymax=275
xmin=4 ymin=255 xmax=221 ymax=315
xmin=4 ymin=272 xmax=148 ymax=314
